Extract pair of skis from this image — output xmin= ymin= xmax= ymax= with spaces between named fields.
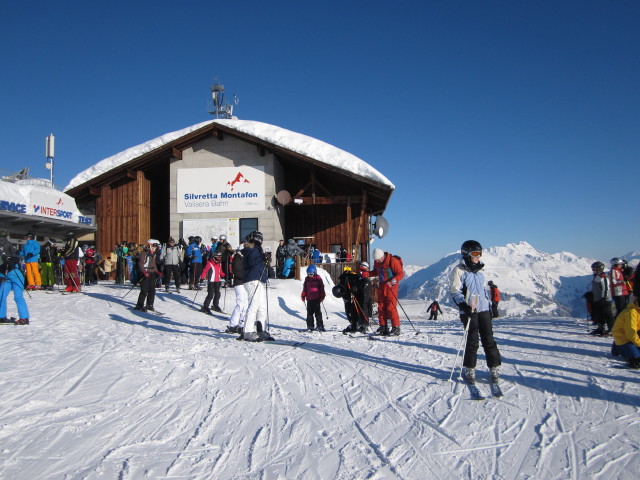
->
xmin=465 ymin=380 xmax=503 ymax=400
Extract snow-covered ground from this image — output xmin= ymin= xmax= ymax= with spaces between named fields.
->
xmin=0 ymin=274 xmax=638 ymax=479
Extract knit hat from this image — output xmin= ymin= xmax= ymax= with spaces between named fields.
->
xmin=373 ymin=248 xmax=384 ymax=261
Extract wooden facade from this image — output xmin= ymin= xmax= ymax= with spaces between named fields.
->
xmin=94 ymin=171 xmax=151 ymax=253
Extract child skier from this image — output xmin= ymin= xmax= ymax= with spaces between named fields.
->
xmin=301 ymin=264 xmax=326 ymax=331
xmin=200 ymin=250 xmax=225 ymax=314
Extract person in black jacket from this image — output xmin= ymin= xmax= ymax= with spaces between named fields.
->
xmin=427 ymin=300 xmax=443 ymax=320
xmin=40 ymin=239 xmax=58 ymax=291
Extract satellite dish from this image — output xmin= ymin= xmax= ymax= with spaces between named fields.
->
xmin=373 ymin=216 xmax=389 ymax=238
xmin=275 ymin=190 xmax=292 ymax=205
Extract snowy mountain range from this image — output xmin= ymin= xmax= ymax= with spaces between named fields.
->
xmin=400 ymin=241 xmax=638 ymax=318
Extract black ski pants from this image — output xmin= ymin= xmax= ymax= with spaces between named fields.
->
xmin=306 ymin=299 xmax=323 ymax=330
xmin=461 ymin=310 xmax=501 ymax=369
xmin=163 ymin=264 xmax=181 ymax=289
xmin=203 ymin=282 xmax=221 ymax=310
xmin=137 ymin=273 xmax=157 ymax=308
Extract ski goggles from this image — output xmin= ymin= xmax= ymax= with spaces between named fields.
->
xmin=469 ymin=251 xmax=482 ymax=257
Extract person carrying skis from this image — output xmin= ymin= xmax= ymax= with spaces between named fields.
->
xmin=280 ymin=239 xmax=302 ymax=279
xmin=449 ymin=240 xmax=502 ymax=385
xmin=240 ymin=231 xmax=272 ymax=341
xmin=611 ymin=297 xmax=640 ymax=369
xmin=301 ymin=264 xmax=326 ymax=331
xmin=0 ymin=229 xmax=29 ymax=324
xmin=62 ymin=231 xmax=81 ymax=292
xmin=135 ymin=240 xmax=161 ymax=312
xmin=488 ymin=281 xmax=500 ymax=318
xmin=20 ymin=233 xmax=42 ymax=290
xmin=427 ymin=300 xmax=443 ymax=320
xmin=610 ymin=258 xmax=629 ymax=317
xmin=590 ymin=261 xmax=614 ymax=335
xmin=227 ymin=245 xmax=247 ymax=334
xmin=200 ymin=250 xmax=225 ymax=314
xmin=371 ymin=248 xmax=404 ymax=335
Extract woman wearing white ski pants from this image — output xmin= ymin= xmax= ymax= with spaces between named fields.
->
xmin=243 ymin=279 xmax=267 ymax=339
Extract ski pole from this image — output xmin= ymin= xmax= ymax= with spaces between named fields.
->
xmin=121 ymin=276 xmax=144 ymax=300
xmin=388 ymin=287 xmax=420 ymax=335
xmin=448 ymin=315 xmax=471 ymax=383
xmin=191 ymin=288 xmax=200 ymax=309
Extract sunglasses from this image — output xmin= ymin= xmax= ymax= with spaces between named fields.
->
xmin=469 ymin=251 xmax=482 ymax=257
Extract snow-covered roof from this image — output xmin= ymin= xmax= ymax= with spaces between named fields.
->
xmin=64 ymin=119 xmax=395 ymax=192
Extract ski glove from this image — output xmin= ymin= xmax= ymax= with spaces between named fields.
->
xmin=145 ymin=272 xmax=150 ymax=278
xmin=458 ymin=302 xmax=473 ymax=315
xmin=386 ymin=278 xmax=397 ymax=287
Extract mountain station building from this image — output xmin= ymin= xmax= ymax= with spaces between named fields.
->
xmin=64 ymin=119 xmax=395 ymax=264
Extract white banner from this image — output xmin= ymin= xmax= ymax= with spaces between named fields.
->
xmin=177 ymin=166 xmax=265 ymax=213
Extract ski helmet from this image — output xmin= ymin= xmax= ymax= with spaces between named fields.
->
xmin=188 ymin=236 xmax=195 ymax=243
xmin=219 ymin=234 xmax=227 ymax=241
xmin=461 ymin=240 xmax=482 ymax=258
xmin=66 ymin=231 xmax=75 ymax=239
xmin=25 ymin=232 xmax=34 ymax=240
xmin=306 ymin=264 xmax=317 ymax=275
xmin=210 ymin=250 xmax=222 ymax=260
xmin=591 ymin=261 xmax=605 ymax=273
xmin=372 ymin=248 xmax=384 ymax=261
xmin=247 ymin=231 xmax=263 ymax=245
xmin=195 ymin=236 xmax=202 ymax=244
xmin=332 ymin=284 xmax=346 ymax=298
xmin=343 ymin=266 xmax=353 ymax=273
xmin=610 ymin=257 xmax=624 ymax=266
xmin=359 ymin=261 xmax=370 ymax=270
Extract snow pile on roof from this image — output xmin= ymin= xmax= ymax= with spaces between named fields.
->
xmin=64 ymin=120 xmax=215 ymax=192
xmin=215 ymin=119 xmax=395 ymax=189
xmin=64 ymin=119 xmax=394 ymax=192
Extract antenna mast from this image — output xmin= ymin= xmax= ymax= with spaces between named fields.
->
xmin=45 ymin=133 xmax=55 ymax=187
xmin=208 ymin=79 xmax=239 ymax=119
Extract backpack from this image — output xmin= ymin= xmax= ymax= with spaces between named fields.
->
xmin=392 ymin=254 xmax=403 ymax=270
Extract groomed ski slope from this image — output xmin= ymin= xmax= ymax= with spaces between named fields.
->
xmin=0 ymin=275 xmax=637 ymax=480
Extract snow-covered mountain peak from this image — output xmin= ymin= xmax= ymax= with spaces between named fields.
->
xmin=400 ymin=241 xmax=599 ymax=317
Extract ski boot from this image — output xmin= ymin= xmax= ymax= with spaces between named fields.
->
xmin=389 ymin=326 xmax=401 ymax=336
xmin=375 ymin=324 xmax=390 ymax=336
xmin=490 ymin=366 xmax=500 ymax=384
xmin=463 ymin=367 xmax=476 ymax=385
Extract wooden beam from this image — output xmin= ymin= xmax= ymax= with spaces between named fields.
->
xmin=126 ymin=169 xmax=137 ymax=180
xmin=291 ymin=196 xmax=362 ymax=205
xmin=172 ymin=147 xmax=183 ymax=160
xmin=347 ymin=196 xmax=352 ymax=259
xmin=212 ymin=128 xmax=224 ymax=141
xmin=88 ymin=186 xmax=100 ymax=197
xmin=354 ymin=190 xmax=368 ymax=260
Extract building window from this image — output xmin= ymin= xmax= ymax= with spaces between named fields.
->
xmin=239 ymin=218 xmax=258 ymax=243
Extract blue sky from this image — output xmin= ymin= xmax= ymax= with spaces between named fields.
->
xmin=1 ymin=1 xmax=638 ymax=266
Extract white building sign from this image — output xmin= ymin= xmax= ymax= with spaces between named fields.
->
xmin=177 ymin=166 xmax=265 ymax=213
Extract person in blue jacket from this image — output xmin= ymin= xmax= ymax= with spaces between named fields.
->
xmin=240 ymin=231 xmax=272 ymax=341
xmin=0 ymin=229 xmax=30 ymax=324
xmin=186 ymin=236 xmax=203 ymax=290
xmin=449 ymin=240 xmax=502 ymax=385
xmin=20 ymin=233 xmax=41 ymax=290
